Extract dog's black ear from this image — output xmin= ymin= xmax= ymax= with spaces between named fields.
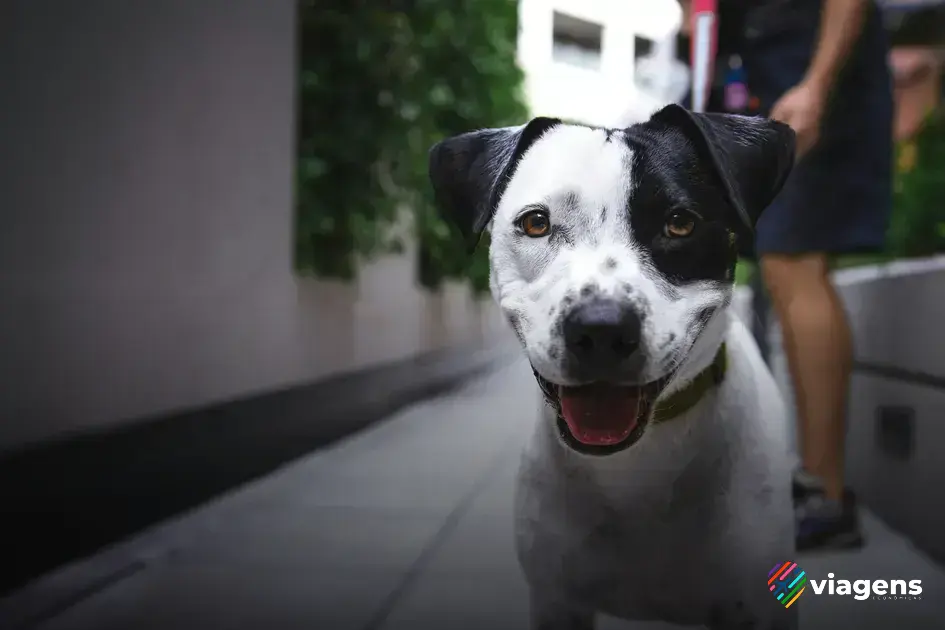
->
xmin=428 ymin=117 xmax=561 ymax=252
xmin=647 ymin=103 xmax=795 ymax=232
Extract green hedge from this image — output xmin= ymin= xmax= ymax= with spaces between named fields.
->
xmin=296 ymin=1 xmax=528 ymax=291
xmin=889 ymin=110 xmax=945 ymax=257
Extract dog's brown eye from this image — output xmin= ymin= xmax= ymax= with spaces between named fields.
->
xmin=663 ymin=212 xmax=696 ymax=238
xmin=520 ymin=210 xmax=551 ymax=238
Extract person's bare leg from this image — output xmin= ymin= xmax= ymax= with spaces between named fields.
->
xmin=761 ymin=253 xmax=852 ymax=502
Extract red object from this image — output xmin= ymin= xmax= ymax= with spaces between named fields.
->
xmin=689 ymin=0 xmax=719 ymax=113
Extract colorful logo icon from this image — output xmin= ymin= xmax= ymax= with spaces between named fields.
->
xmin=769 ymin=562 xmax=807 ymax=608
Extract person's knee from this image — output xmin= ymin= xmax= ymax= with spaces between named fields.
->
xmin=761 ymin=254 xmax=831 ymax=305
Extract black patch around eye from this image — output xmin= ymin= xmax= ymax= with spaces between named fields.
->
xmin=623 ymin=130 xmax=739 ymax=285
xmin=649 ymin=220 xmax=736 ymax=284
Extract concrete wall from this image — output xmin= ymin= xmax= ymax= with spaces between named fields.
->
xmin=838 ymin=258 xmax=945 ymax=562
xmin=0 ymin=0 xmax=510 ymax=451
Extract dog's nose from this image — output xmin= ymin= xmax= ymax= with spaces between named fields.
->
xmin=562 ymin=299 xmax=642 ymax=371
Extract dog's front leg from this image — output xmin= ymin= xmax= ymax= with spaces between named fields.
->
xmin=528 ymin=589 xmax=595 ymax=630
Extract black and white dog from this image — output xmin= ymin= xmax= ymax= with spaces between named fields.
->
xmin=429 ymin=104 xmax=798 ymax=629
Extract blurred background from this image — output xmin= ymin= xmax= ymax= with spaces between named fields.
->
xmin=1 ymin=0 xmax=943 ymax=628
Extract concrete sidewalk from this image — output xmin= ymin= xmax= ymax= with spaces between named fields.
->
xmin=3 ymin=357 xmax=944 ymax=630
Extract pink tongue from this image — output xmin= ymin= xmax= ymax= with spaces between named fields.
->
xmin=559 ymin=385 xmax=643 ymax=446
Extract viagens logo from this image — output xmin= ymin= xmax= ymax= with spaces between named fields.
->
xmin=809 ymin=572 xmax=923 ymax=601
xmin=768 ymin=562 xmax=807 ymax=608
xmin=768 ymin=563 xmax=923 ymax=605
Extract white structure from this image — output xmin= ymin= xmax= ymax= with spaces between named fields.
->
xmin=517 ymin=0 xmax=688 ymax=126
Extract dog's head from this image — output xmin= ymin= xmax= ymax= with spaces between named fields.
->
xmin=429 ymin=104 xmax=795 ymax=455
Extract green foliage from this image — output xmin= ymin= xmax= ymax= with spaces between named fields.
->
xmin=296 ymin=1 xmax=528 ymax=291
xmin=889 ymin=110 xmax=945 ymax=258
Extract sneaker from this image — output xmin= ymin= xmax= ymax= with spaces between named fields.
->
xmin=792 ymin=469 xmax=824 ymax=503
xmin=795 ymin=487 xmax=866 ymax=552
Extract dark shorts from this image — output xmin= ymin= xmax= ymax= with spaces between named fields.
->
xmin=727 ymin=0 xmax=894 ymax=258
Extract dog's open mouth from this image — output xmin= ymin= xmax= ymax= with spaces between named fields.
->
xmin=536 ymin=373 xmax=672 ymax=455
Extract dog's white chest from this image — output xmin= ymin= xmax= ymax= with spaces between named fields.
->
xmin=513 ymin=432 xmax=739 ymax=622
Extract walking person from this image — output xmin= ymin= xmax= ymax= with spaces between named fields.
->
xmin=681 ymin=0 xmax=895 ymax=552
